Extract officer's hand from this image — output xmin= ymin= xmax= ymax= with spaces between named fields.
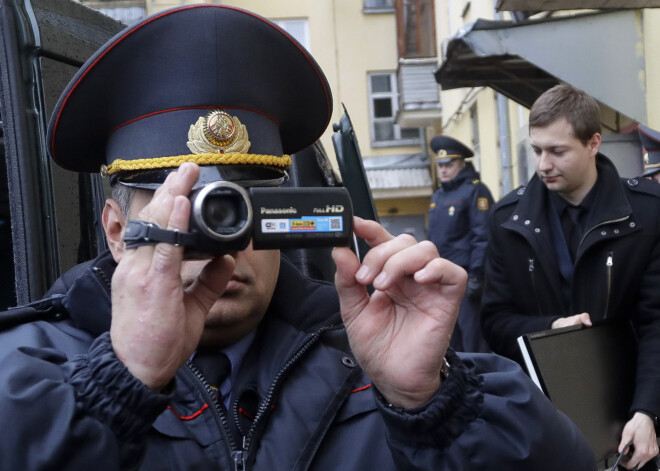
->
xmin=551 ymin=312 xmax=592 ymax=329
xmin=618 ymin=412 xmax=659 ymax=469
xmin=110 ymin=163 xmax=235 ymax=390
xmin=332 ymin=217 xmax=466 ymax=409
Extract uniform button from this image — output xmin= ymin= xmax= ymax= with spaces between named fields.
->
xmin=342 ymin=356 xmax=357 ymax=368
xmin=517 ymin=188 xmax=525 ymax=195
xmin=614 ymin=229 xmax=620 ymax=234
xmin=600 ymin=231 xmax=607 ymax=236
xmin=513 ymin=215 xmax=519 ymax=221
xmin=627 ymin=178 xmax=639 ymax=187
xmin=524 ymin=220 xmax=531 ymax=225
xmin=534 ymin=228 xmax=541 ymax=233
xmin=630 ymin=222 xmax=636 ymax=228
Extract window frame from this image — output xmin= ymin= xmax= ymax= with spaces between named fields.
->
xmin=272 ymin=18 xmax=311 ymax=51
xmin=367 ymin=71 xmax=422 ymax=148
xmin=363 ymin=0 xmax=395 ymax=14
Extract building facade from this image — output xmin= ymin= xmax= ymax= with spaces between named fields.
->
xmin=80 ymin=0 xmax=660 ymax=239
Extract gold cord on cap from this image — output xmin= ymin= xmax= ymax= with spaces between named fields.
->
xmin=102 ymin=153 xmax=291 ymax=176
xmin=435 ymin=149 xmax=462 ymax=161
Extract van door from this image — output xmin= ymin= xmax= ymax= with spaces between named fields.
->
xmin=0 ymin=0 xmax=123 ymax=308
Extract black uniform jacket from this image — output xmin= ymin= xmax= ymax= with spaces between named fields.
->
xmin=0 ymin=251 xmax=597 ymax=470
xmin=482 ymin=154 xmax=660 ymax=421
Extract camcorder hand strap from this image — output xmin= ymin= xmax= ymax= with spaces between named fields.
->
xmin=124 ymin=219 xmax=197 ymax=249
xmin=0 ymin=295 xmax=67 ymax=330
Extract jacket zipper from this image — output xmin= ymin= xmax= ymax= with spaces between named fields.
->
xmin=188 ymin=323 xmax=339 ymax=470
xmin=92 ymin=266 xmax=112 ymax=291
xmin=604 ymin=252 xmax=613 ymax=319
xmin=577 ymin=216 xmax=629 ymax=259
xmin=528 ymin=258 xmax=544 ymax=316
xmin=241 ymin=325 xmax=339 ymax=466
xmin=187 ymin=361 xmax=242 ymax=465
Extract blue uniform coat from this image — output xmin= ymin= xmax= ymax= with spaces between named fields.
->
xmin=0 ymin=251 xmax=596 ymax=470
xmin=427 ymin=162 xmax=493 ymax=279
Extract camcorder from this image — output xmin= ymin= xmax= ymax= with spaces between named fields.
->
xmin=124 ymin=181 xmax=354 ymax=259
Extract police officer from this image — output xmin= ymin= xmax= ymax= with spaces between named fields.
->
xmin=0 ymin=6 xmax=597 ymax=470
xmin=427 ymin=135 xmax=494 ymax=353
xmin=638 ymin=124 xmax=660 ymax=183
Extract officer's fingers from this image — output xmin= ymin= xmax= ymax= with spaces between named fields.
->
xmin=370 ymin=240 xmax=442 ymax=291
xmin=185 ymin=255 xmax=236 ymax=318
xmin=332 ymin=246 xmax=369 ymax=323
xmin=356 ymin=233 xmax=420 ymax=286
xmin=150 ymin=195 xmax=189 ymax=276
xmin=125 ymin=163 xmax=198 ymax=268
xmin=138 ymin=163 xmax=199 ymax=226
xmin=154 ymin=162 xmax=199 ymax=199
xmin=352 ymin=217 xmax=395 ymax=248
xmin=414 ymin=256 xmax=468 ymax=291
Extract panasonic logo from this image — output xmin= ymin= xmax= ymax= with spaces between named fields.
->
xmin=260 ymin=207 xmax=297 ymax=215
xmin=313 ymin=205 xmax=345 ymax=214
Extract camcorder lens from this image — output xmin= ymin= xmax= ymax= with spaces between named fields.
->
xmin=201 ymin=189 xmax=248 ymax=235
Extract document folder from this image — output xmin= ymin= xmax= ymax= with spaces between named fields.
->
xmin=517 ymin=321 xmax=637 ymax=465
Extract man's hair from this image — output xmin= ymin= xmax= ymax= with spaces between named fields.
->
xmin=111 ymin=184 xmax=136 ymax=219
xmin=529 ymin=84 xmax=602 ymax=144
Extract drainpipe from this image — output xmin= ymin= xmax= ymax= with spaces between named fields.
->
xmin=497 ymin=93 xmax=513 ymax=196
xmin=493 ymin=2 xmax=513 ymax=196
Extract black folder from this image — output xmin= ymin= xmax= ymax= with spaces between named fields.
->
xmin=517 ymin=321 xmax=637 ymax=465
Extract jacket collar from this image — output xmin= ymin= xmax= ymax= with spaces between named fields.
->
xmin=440 ymin=161 xmax=479 ymax=191
xmin=511 ymin=153 xmax=632 ymax=226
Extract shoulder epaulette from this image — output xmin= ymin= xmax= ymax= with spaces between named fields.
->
xmin=0 ymin=295 xmax=68 ymax=331
xmin=624 ymin=177 xmax=660 ymax=198
xmin=494 ymin=185 xmax=525 ymax=207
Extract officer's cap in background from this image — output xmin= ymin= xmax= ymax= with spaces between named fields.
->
xmin=638 ymin=124 xmax=660 ymax=178
xmin=47 ymin=4 xmax=332 ymax=189
xmin=429 ymin=135 xmax=474 ymax=164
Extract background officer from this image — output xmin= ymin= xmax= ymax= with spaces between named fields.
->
xmin=427 ymin=135 xmax=494 ymax=353
xmin=638 ymin=124 xmax=660 ymax=183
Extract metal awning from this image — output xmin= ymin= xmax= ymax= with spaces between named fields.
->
xmin=363 ymin=153 xmax=433 ymax=198
xmin=497 ymin=0 xmax=660 ymax=10
xmin=436 ymin=10 xmax=647 ymax=122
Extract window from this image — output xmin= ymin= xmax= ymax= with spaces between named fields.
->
xmin=273 ymin=19 xmax=310 ymax=51
xmin=368 ymin=72 xmax=422 ymax=146
xmin=364 ymin=0 xmax=395 ymax=13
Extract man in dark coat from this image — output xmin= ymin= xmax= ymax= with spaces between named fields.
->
xmin=0 ymin=6 xmax=597 ymax=470
xmin=427 ymin=135 xmax=493 ymax=352
xmin=482 ymin=83 xmax=660 ymax=470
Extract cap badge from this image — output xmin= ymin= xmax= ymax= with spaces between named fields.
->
xmin=187 ymin=110 xmax=251 ymax=154
xmin=438 ymin=149 xmax=447 ymax=158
